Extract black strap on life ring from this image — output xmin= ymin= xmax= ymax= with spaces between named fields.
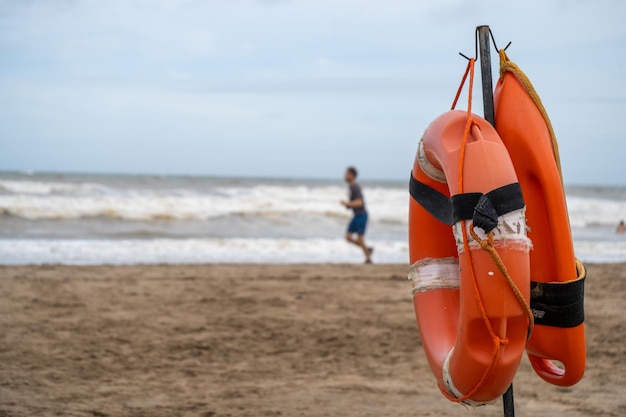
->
xmin=530 ymin=274 xmax=586 ymax=328
xmin=409 ymin=173 xmax=525 ymax=232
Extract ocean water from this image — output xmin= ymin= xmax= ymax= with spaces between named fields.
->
xmin=1 ymin=172 xmax=625 ymax=264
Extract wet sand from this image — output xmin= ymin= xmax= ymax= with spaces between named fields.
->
xmin=0 ymin=263 xmax=624 ymax=417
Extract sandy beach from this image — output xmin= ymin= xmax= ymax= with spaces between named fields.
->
xmin=0 ymin=263 xmax=624 ymax=417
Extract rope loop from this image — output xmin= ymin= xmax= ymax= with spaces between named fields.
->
xmin=469 ymin=223 xmax=535 ymax=340
xmin=451 ymin=58 xmax=474 ymax=111
xmin=443 ymin=56 xmax=533 ymax=403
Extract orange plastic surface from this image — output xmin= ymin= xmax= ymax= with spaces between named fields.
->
xmin=410 ymin=110 xmax=531 ymax=403
xmin=494 ymin=71 xmax=586 ymax=386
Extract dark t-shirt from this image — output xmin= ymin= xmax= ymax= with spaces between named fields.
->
xmin=349 ymin=183 xmax=367 ymax=216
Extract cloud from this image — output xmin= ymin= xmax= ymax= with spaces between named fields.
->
xmin=0 ymin=0 xmax=625 ymax=183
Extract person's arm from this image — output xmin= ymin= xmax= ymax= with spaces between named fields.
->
xmin=341 ymin=198 xmax=363 ymax=208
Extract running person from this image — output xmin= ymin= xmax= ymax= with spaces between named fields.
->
xmin=340 ymin=166 xmax=373 ymax=263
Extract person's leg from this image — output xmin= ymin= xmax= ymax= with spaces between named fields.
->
xmin=356 ymin=234 xmax=372 ymax=263
xmin=345 ymin=232 xmax=358 ymax=245
xmin=346 ymin=216 xmax=360 ymax=246
xmin=346 ymin=215 xmax=373 ymax=262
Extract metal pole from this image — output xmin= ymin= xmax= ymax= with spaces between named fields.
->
xmin=477 ymin=25 xmax=495 ymax=126
xmin=476 ymin=24 xmax=515 ymax=417
xmin=502 ymin=385 xmax=516 ymax=417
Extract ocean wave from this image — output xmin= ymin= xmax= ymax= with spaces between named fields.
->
xmin=1 ymin=236 xmax=623 ymax=265
xmin=573 ymin=239 xmax=626 ymax=263
xmin=0 ymin=181 xmax=409 ymax=223
xmin=0 ymin=238 xmax=410 ymax=265
xmin=567 ymin=196 xmax=626 ymax=228
xmin=0 ymin=195 xmax=349 ymax=221
xmin=1 ymin=177 xmax=624 ymax=231
xmin=0 ymin=179 xmax=110 ymax=196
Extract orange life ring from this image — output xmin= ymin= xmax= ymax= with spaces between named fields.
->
xmin=409 ymin=105 xmax=533 ymax=404
xmin=494 ymin=49 xmax=586 ymax=386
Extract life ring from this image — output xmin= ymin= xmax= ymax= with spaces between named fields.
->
xmin=408 ymin=105 xmax=534 ymax=404
xmin=494 ymin=49 xmax=586 ymax=386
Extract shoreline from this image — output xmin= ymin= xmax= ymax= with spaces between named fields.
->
xmin=1 ymin=260 xmax=625 ymax=267
xmin=1 ymin=263 xmax=624 ymax=417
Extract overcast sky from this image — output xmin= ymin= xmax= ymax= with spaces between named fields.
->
xmin=1 ymin=0 xmax=624 ymax=185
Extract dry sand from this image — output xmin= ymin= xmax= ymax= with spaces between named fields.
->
xmin=0 ymin=263 xmax=624 ymax=417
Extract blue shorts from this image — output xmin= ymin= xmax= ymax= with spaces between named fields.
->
xmin=347 ymin=213 xmax=368 ymax=235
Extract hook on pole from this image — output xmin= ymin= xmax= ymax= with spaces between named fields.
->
xmin=459 ymin=26 xmax=511 ymax=62
xmin=484 ymin=26 xmax=512 ymax=52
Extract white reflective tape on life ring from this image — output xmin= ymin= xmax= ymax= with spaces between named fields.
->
xmin=452 ymin=208 xmax=532 ymax=254
xmin=442 ymin=348 xmax=496 ymax=407
xmin=418 ymin=138 xmax=447 ymax=184
xmin=408 ymin=257 xmax=460 ymax=294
